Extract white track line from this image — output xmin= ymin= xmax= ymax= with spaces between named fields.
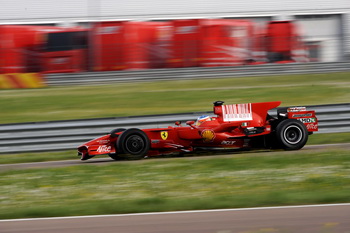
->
xmin=1 ymin=203 xmax=350 ymax=222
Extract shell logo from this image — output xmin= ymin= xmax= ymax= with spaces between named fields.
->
xmin=201 ymin=130 xmax=215 ymax=142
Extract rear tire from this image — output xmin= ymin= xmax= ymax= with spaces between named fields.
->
xmin=116 ymin=128 xmax=150 ymax=160
xmin=275 ymin=119 xmax=308 ymax=150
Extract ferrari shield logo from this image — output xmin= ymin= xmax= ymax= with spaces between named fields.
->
xmin=161 ymin=131 xmax=168 ymax=140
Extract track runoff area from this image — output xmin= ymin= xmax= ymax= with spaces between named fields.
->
xmin=1 ymin=204 xmax=350 ymax=233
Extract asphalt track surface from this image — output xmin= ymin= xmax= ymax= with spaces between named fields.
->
xmin=1 ymin=143 xmax=349 ymax=171
xmin=1 ymin=204 xmax=350 ymax=233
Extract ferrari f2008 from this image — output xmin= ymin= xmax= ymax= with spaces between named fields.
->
xmin=78 ymin=101 xmax=318 ymax=160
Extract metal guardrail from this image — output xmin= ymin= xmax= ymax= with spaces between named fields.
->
xmin=46 ymin=62 xmax=350 ymax=86
xmin=0 ymin=103 xmax=349 ymax=154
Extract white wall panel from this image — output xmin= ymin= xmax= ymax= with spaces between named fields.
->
xmin=295 ymin=15 xmax=343 ymax=61
xmin=0 ymin=0 xmax=87 ymax=21
xmin=1 ymin=0 xmax=348 ymax=21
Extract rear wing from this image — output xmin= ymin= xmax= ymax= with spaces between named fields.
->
xmin=214 ymin=101 xmax=281 ymax=126
xmin=221 ymin=103 xmax=253 ymax=122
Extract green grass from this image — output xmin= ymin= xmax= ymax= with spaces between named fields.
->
xmin=0 ymin=148 xmax=349 ymax=219
xmin=0 ymin=150 xmax=77 ymax=165
xmin=308 ymin=132 xmax=350 ymax=145
xmin=0 ymin=72 xmax=349 ymax=124
xmin=1 ymin=71 xmax=349 ymax=220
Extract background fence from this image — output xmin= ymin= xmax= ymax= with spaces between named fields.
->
xmin=46 ymin=61 xmax=350 ymax=86
xmin=0 ymin=103 xmax=349 ymax=154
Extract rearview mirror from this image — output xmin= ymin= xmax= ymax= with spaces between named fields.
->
xmin=186 ymin=121 xmax=195 ymax=125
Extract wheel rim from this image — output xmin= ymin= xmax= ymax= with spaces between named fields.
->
xmin=125 ymin=135 xmax=145 ymax=154
xmin=283 ymin=125 xmax=303 ymax=145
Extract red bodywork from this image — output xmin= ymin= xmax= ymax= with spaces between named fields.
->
xmin=78 ymin=101 xmax=318 ymax=160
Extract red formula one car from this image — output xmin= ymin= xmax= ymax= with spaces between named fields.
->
xmin=78 ymin=101 xmax=318 ymax=160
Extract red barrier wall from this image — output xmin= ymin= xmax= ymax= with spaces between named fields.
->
xmin=0 ymin=25 xmax=88 ymax=74
xmin=93 ymin=21 xmax=171 ymax=71
xmin=169 ymin=19 xmax=202 ymax=68
xmin=201 ymin=19 xmax=254 ymax=67
xmin=0 ymin=20 xmax=309 ymax=74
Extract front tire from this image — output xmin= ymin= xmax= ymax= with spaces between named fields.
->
xmin=108 ymin=128 xmax=126 ymax=160
xmin=116 ymin=128 xmax=150 ymax=160
xmin=110 ymin=128 xmax=126 ymax=138
xmin=275 ymin=119 xmax=308 ymax=150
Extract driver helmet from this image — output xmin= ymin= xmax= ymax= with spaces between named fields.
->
xmin=196 ymin=115 xmax=211 ymax=126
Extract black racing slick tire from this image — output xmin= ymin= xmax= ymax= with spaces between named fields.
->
xmin=275 ymin=119 xmax=308 ymax=150
xmin=108 ymin=128 xmax=126 ymax=160
xmin=116 ymin=128 xmax=150 ymax=160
